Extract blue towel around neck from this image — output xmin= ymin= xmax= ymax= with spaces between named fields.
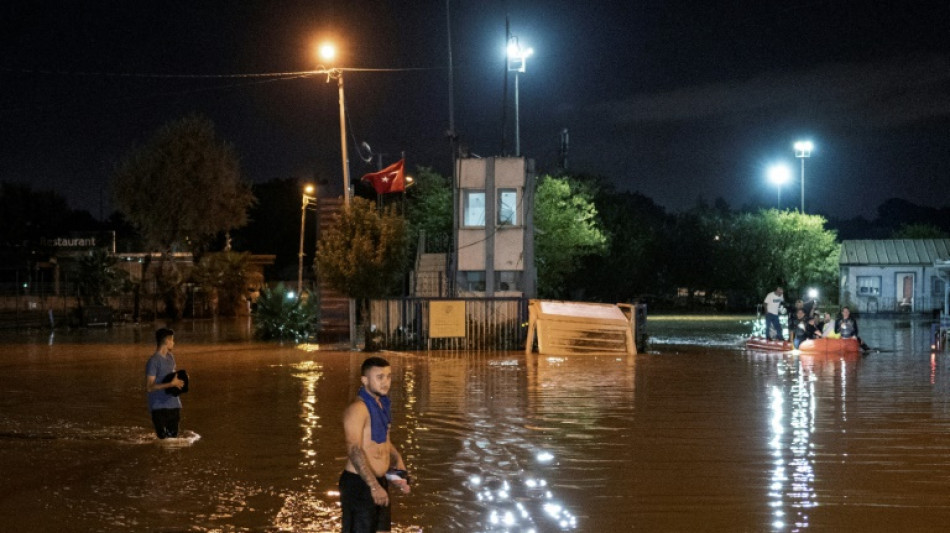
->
xmin=359 ymin=387 xmax=391 ymax=444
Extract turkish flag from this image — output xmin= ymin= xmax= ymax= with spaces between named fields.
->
xmin=360 ymin=159 xmax=405 ymax=194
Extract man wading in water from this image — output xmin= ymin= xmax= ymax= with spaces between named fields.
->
xmin=340 ymin=357 xmax=410 ymax=532
xmin=145 ymin=328 xmax=185 ymax=439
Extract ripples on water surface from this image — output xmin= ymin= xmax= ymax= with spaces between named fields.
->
xmin=1 ymin=317 xmax=949 ymax=531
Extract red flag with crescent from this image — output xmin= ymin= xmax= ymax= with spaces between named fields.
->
xmin=360 ymin=159 xmax=405 ymax=194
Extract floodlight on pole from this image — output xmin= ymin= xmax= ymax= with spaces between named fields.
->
xmin=767 ymin=163 xmax=791 ymax=209
xmin=507 ymin=36 xmax=533 ymax=157
xmin=794 ymin=140 xmax=813 ymax=213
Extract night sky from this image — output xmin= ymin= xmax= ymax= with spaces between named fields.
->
xmin=2 ymin=1 xmax=948 ymax=220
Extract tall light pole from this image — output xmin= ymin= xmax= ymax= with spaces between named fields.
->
xmin=318 ymin=42 xmax=356 ymax=344
xmin=794 ymin=140 xmax=813 ymax=213
xmin=507 ymin=36 xmax=533 ymax=157
xmin=298 ymin=184 xmax=316 ymax=296
xmin=319 ymin=43 xmax=351 ymax=206
xmin=767 ymin=163 xmax=791 ymax=209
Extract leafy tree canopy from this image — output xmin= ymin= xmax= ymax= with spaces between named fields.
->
xmin=316 ymin=197 xmax=408 ymax=300
xmin=112 ymin=114 xmax=255 ymax=254
xmin=404 ymin=166 xmax=453 ymax=252
xmin=717 ymin=209 xmax=840 ymax=302
xmin=891 ymin=223 xmax=949 ymax=239
xmin=534 ymin=174 xmax=608 ymax=297
xmin=67 ymin=248 xmax=129 ymax=308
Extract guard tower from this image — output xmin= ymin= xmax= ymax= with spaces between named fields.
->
xmin=455 ymin=156 xmax=536 ymax=297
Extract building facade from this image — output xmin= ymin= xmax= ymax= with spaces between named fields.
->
xmin=839 ymin=239 xmax=950 ymax=314
xmin=455 ymin=156 xmax=537 ymax=297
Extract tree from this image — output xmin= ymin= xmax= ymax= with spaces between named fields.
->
xmin=719 ymin=209 xmax=840 ymax=305
xmin=891 ymin=223 xmax=949 ymax=239
xmin=533 ymin=175 xmax=608 ymax=298
xmin=317 ymin=198 xmax=407 ymax=299
xmin=190 ymin=251 xmax=250 ymax=316
xmin=252 ymin=283 xmax=320 ymax=341
xmin=317 ymin=197 xmax=408 ymax=300
xmin=404 ymin=166 xmax=453 ymax=253
xmin=567 ymin=184 xmax=667 ymax=302
xmin=316 ymin=197 xmax=408 ymax=348
xmin=112 ymin=114 xmax=255 ymax=318
xmin=68 ymin=248 xmax=129 ymax=309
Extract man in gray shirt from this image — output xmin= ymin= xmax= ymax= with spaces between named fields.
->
xmin=145 ymin=328 xmax=185 ymax=438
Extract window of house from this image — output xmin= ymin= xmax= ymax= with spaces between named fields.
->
xmin=933 ymin=277 xmax=946 ymax=297
xmin=461 ymin=271 xmax=486 ymax=291
xmin=856 ymin=276 xmax=881 ymax=296
xmin=498 ymin=189 xmax=518 ymax=225
xmin=496 ymin=271 xmax=519 ymax=292
xmin=463 ymin=190 xmax=485 ymax=227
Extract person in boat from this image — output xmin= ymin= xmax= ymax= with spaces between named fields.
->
xmin=803 ymin=294 xmax=819 ymax=319
xmin=835 ymin=306 xmax=871 ymax=351
xmin=820 ymin=312 xmax=839 ymax=339
xmin=794 ymin=315 xmax=823 ymax=349
xmin=835 ymin=306 xmax=858 ymax=338
xmin=788 ymin=310 xmax=808 ymax=349
xmin=763 ymin=286 xmax=786 ymax=340
xmin=788 ymin=304 xmax=805 ymax=346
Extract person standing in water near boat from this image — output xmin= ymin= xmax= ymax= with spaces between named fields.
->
xmin=145 ymin=328 xmax=184 ymax=439
xmin=763 ymin=286 xmax=786 ymax=341
xmin=340 ymin=356 xmax=410 ymax=532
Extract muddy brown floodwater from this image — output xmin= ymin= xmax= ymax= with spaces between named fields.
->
xmin=1 ymin=316 xmax=949 ymax=532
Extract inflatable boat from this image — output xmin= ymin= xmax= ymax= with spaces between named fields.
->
xmin=746 ymin=336 xmax=860 ymax=354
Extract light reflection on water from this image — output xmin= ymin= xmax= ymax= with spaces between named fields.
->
xmin=2 ymin=317 xmax=950 ymax=530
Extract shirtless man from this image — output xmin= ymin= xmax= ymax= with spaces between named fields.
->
xmin=339 ymin=357 xmax=410 ymax=532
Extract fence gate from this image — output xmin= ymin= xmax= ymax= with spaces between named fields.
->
xmin=367 ymin=297 xmax=529 ymax=351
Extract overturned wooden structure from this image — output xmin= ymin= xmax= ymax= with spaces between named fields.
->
xmin=525 ymin=300 xmax=637 ymax=356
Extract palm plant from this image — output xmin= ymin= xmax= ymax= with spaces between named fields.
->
xmin=251 ymin=283 xmax=320 ymax=341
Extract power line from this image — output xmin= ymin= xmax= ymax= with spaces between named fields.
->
xmin=0 ymin=66 xmax=440 ymax=80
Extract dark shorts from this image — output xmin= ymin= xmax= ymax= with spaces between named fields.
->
xmin=339 ymin=470 xmax=390 ymax=533
xmin=150 ymin=408 xmax=180 ymax=439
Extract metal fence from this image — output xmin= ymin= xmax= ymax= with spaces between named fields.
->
xmin=0 ymin=281 xmax=216 ymax=329
xmin=367 ymin=297 xmax=529 ymax=351
xmin=849 ymin=296 xmax=944 ymax=316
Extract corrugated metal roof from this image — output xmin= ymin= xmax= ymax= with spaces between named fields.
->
xmin=840 ymin=239 xmax=950 ymax=265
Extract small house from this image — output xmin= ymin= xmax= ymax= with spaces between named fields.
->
xmin=839 ymin=239 xmax=950 ymax=314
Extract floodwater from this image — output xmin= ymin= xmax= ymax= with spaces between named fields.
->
xmin=1 ymin=316 xmax=949 ymax=532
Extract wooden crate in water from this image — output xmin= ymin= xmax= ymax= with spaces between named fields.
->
xmin=525 ymin=300 xmax=636 ymax=356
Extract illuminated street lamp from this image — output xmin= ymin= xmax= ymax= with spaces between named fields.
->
xmin=767 ymin=163 xmax=791 ymax=209
xmin=507 ymin=36 xmax=533 ymax=157
xmin=318 ymin=43 xmax=351 ymax=206
xmin=298 ymin=184 xmax=316 ymax=296
xmin=317 ymin=42 xmax=356 ymax=344
xmin=794 ymin=140 xmax=814 ymax=213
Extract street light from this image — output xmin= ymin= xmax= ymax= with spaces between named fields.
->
xmin=318 ymin=42 xmax=351 ymax=206
xmin=317 ymin=42 xmax=356 ymax=344
xmin=507 ymin=36 xmax=533 ymax=157
xmin=298 ymin=184 xmax=316 ymax=296
xmin=767 ymin=163 xmax=791 ymax=209
xmin=794 ymin=140 xmax=813 ymax=213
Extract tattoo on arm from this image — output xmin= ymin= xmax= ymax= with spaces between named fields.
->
xmin=349 ymin=445 xmax=382 ymax=490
